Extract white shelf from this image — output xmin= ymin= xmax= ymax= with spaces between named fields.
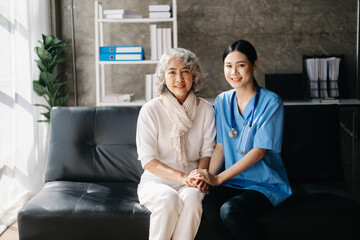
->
xmin=98 ymin=18 xmax=175 ymax=23
xmin=94 ymin=0 xmax=178 ymax=106
xmin=99 ymin=60 xmax=159 ymax=65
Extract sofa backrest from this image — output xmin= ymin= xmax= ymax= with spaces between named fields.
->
xmin=46 ymin=105 xmax=344 ymax=185
xmin=282 ymin=104 xmax=344 ymax=183
xmin=46 ymin=107 xmax=144 ymax=183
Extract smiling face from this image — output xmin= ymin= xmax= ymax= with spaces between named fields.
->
xmin=164 ymin=57 xmax=193 ymax=104
xmin=224 ymin=50 xmax=258 ymax=91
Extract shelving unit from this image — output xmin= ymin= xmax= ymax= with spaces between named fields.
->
xmin=94 ymin=0 xmax=178 ymax=106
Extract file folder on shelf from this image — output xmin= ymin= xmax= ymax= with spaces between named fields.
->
xmin=100 ymin=46 xmax=143 ymax=54
xmin=303 ymin=54 xmax=344 ymax=99
xmin=99 ymin=53 xmax=144 ymax=61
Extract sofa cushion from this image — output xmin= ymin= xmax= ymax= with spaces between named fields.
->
xmin=282 ymin=105 xmax=343 ymax=183
xmin=18 ymin=181 xmax=150 ymax=240
xmin=256 ymin=191 xmax=360 ymax=240
xmin=46 ymin=107 xmax=144 ymax=183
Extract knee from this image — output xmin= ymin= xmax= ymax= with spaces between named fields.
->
xmin=181 ymin=188 xmax=204 ymax=210
xmin=220 ymin=201 xmax=247 ymax=227
xmin=158 ymin=190 xmax=183 ymax=214
xmin=202 ymin=194 xmax=219 ymax=218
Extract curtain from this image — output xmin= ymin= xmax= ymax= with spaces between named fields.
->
xmin=0 ymin=0 xmax=50 ymax=234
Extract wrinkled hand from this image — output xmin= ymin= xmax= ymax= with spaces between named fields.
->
xmin=188 ymin=169 xmax=219 ymax=186
xmin=185 ymin=177 xmax=209 ymax=194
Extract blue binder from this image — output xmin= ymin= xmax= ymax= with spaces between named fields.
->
xmin=100 ymin=46 xmax=143 ymax=54
xmin=99 ymin=53 xmax=144 ymax=61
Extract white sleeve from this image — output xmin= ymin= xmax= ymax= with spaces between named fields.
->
xmin=199 ymin=103 xmax=216 ymax=158
xmin=136 ymin=104 xmax=158 ymax=168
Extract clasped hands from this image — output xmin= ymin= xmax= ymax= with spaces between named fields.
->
xmin=184 ymin=169 xmax=219 ymax=194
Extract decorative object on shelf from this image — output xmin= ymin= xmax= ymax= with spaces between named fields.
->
xmin=102 ymin=93 xmax=134 ymax=103
xmin=33 ymin=34 xmax=69 ymax=123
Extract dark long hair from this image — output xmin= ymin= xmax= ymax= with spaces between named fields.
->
xmin=222 ymin=39 xmax=257 ymax=65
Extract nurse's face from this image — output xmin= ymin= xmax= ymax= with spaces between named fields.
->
xmin=224 ymin=50 xmax=258 ymax=90
xmin=164 ymin=57 xmax=193 ymax=104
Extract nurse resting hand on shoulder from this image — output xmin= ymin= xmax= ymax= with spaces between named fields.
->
xmin=136 ymin=48 xmax=216 ymax=240
xmin=189 ymin=39 xmax=292 ymax=240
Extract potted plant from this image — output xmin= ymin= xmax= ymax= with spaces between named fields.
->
xmin=33 ymin=34 xmax=69 ymax=123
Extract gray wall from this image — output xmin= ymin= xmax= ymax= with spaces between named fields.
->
xmin=60 ymin=0 xmax=357 ymax=106
xmin=58 ymin=0 xmax=360 ymax=200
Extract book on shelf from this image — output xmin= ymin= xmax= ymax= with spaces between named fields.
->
xmin=99 ymin=53 xmax=144 ymax=61
xmin=100 ymin=46 xmax=143 ymax=53
xmin=149 ymin=5 xmax=171 ymax=12
xmin=102 ymin=93 xmax=134 ymax=103
xmin=156 ymin=28 xmax=162 ymax=59
xmin=149 ymin=11 xmax=171 ymax=19
xmin=150 ymin=25 xmax=172 ymax=60
xmin=150 ymin=25 xmax=157 ymax=60
xmin=104 ymin=9 xmax=142 ymax=19
xmin=105 ymin=14 xmax=142 ymax=19
xmin=145 ymin=74 xmax=157 ymax=101
xmin=104 ymin=9 xmax=140 ymax=15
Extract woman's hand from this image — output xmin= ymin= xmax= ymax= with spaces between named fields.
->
xmin=187 ymin=178 xmax=209 ymax=194
xmin=188 ymin=169 xmax=221 ymax=186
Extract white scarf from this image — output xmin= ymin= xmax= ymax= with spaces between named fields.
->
xmin=162 ymin=90 xmax=197 ymax=172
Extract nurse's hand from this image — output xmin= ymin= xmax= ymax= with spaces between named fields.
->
xmin=186 ymin=178 xmax=209 ymax=194
xmin=188 ymin=169 xmax=220 ymax=186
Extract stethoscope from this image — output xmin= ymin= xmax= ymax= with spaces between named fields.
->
xmin=229 ymin=85 xmax=260 ymax=154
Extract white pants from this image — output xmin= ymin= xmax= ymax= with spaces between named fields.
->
xmin=138 ymin=179 xmax=205 ymax=240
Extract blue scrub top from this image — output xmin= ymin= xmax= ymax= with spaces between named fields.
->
xmin=215 ymin=88 xmax=292 ymax=206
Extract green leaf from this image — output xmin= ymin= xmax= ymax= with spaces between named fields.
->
xmin=36 ymin=47 xmax=52 ymax=63
xmin=44 ymin=35 xmax=55 ymax=49
xmin=33 ymin=103 xmax=51 ymax=111
xmin=35 ymin=59 xmax=47 ymax=72
xmin=54 ymin=94 xmax=70 ymax=106
xmin=48 ymin=56 xmax=58 ymax=73
xmin=40 ymin=111 xmax=51 ymax=120
xmin=37 ymin=119 xmax=50 ymax=123
xmin=49 ymin=81 xmax=67 ymax=98
xmin=33 ymin=81 xmax=47 ymax=96
xmin=56 ymin=57 xmax=66 ymax=64
xmin=39 ymin=72 xmax=56 ymax=86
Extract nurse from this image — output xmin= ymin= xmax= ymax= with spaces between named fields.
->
xmin=189 ymin=39 xmax=292 ymax=240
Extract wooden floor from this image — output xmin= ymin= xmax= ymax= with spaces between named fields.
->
xmin=0 ymin=222 xmax=19 ymax=240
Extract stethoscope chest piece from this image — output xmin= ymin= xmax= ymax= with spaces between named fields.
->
xmin=229 ymin=127 xmax=238 ymax=138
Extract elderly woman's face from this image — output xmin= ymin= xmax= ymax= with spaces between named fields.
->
xmin=164 ymin=57 xmax=193 ymax=104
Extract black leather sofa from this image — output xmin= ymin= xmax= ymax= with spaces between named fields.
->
xmin=18 ymin=105 xmax=360 ymax=240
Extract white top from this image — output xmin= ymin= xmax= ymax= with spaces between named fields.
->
xmin=136 ymin=97 xmax=216 ymax=180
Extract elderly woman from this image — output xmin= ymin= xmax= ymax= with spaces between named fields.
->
xmin=136 ymin=48 xmax=216 ymax=240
